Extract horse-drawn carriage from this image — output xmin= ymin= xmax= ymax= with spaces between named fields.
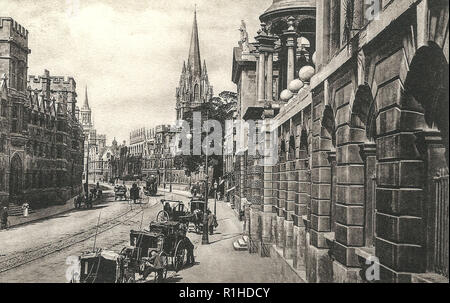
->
xmin=75 ymin=221 xmax=188 ymax=283
xmin=74 ymin=195 xmax=93 ymax=209
xmin=114 ymin=185 xmax=127 ymax=201
xmin=120 ymin=221 xmax=188 ymax=282
xmin=129 ymin=184 xmax=142 ymax=204
xmin=188 ymin=198 xmax=207 ymax=233
xmin=157 ymin=200 xmax=189 ymax=223
xmin=156 ymin=198 xmax=206 ymax=234
xmin=77 ymin=249 xmax=122 ymax=283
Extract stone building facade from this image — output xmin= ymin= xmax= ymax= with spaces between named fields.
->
xmin=232 ymin=0 xmax=449 ymax=283
xmin=125 ymin=125 xmax=191 ymax=185
xmin=0 ymin=17 xmax=84 ymax=208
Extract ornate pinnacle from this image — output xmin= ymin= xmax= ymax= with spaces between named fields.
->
xmin=257 ymin=23 xmax=268 ymax=36
xmin=287 ymin=16 xmax=295 ymax=31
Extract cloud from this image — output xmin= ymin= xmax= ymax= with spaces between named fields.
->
xmin=1 ymin=0 xmax=272 ymax=144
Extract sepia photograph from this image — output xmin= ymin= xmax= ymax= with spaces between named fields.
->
xmin=0 ymin=0 xmax=448 ymax=288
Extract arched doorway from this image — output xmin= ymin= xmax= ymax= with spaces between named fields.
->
xmin=9 ymin=154 xmax=23 ymax=205
xmin=321 ymin=105 xmax=336 ymax=232
xmin=351 ymin=84 xmax=377 ymax=248
xmin=404 ymin=42 xmax=449 ymax=278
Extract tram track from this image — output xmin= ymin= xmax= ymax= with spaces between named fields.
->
xmin=0 ymin=198 xmax=161 ymax=274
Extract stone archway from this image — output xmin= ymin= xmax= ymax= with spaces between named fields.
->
xmin=9 ymin=154 xmax=23 ymax=205
xmin=405 ymin=42 xmax=449 ymax=165
xmin=404 ymin=42 xmax=449 ymax=278
xmin=320 ymin=104 xmax=336 ymax=233
xmin=350 ymin=84 xmax=377 ymax=249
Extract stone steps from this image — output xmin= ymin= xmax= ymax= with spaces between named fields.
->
xmin=7 ymin=204 xmax=35 ymax=217
xmin=233 ymin=235 xmax=249 ymax=251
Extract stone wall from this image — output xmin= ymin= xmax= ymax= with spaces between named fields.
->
xmin=237 ymin=1 xmax=449 ymax=283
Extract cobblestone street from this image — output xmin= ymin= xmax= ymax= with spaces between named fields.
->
xmin=0 ymin=188 xmax=282 ymax=283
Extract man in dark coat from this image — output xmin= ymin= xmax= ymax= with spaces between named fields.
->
xmin=207 ymin=210 xmax=218 ymax=235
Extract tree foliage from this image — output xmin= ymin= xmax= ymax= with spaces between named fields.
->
xmin=174 ymin=91 xmax=237 ymax=180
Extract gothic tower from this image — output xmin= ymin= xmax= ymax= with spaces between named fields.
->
xmin=176 ymin=8 xmax=213 ymax=121
xmin=80 ymin=86 xmax=92 ymax=132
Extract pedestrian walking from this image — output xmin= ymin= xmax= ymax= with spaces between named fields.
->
xmin=184 ymin=236 xmax=195 ymax=266
xmin=207 ymin=210 xmax=218 ymax=235
xmin=130 ymin=183 xmax=140 ymax=204
xmin=22 ymin=202 xmax=30 ymax=217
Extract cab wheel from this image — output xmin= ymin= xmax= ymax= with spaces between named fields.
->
xmin=156 ymin=211 xmax=169 ymax=223
xmin=174 ymin=241 xmax=185 ymax=272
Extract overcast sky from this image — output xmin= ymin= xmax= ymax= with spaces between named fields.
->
xmin=1 ymin=0 xmax=271 ymax=144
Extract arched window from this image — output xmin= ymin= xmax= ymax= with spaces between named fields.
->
xmin=194 ymin=84 xmax=200 ymax=102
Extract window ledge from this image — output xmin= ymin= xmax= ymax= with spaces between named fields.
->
xmin=411 ymin=273 xmax=449 ymax=283
xmin=323 ymin=232 xmax=335 ymax=243
xmin=301 ymin=215 xmax=308 ymax=226
xmin=355 ymin=247 xmax=376 ymax=261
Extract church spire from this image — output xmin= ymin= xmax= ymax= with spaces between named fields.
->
xmin=202 ymin=60 xmax=208 ymax=76
xmin=188 ymin=7 xmax=202 ymax=77
xmin=83 ymin=85 xmax=90 ymax=109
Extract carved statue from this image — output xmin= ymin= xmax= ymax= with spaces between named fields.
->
xmin=239 ymin=20 xmax=250 ymax=52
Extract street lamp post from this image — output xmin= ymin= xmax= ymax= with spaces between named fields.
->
xmin=85 ymin=143 xmax=90 ymax=198
xmin=202 ymin=108 xmax=211 ymax=245
xmin=169 ymin=155 xmax=172 ymax=193
xmin=202 ymin=151 xmax=209 ymax=245
xmin=101 ymin=159 xmax=104 ymax=182
xmin=214 ymin=181 xmax=218 ymax=217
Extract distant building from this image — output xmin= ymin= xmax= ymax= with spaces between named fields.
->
xmin=222 ymin=100 xmax=238 ymax=207
xmin=79 ymin=86 xmax=107 ymax=182
xmin=0 ymin=17 xmax=84 ymax=208
xmin=175 ymin=9 xmax=213 ymax=121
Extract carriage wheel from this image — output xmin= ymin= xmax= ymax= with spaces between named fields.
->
xmin=173 ymin=241 xmax=186 ymax=272
xmin=156 ymin=210 xmax=169 ymax=223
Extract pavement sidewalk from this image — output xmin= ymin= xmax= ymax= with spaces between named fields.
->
xmin=7 ymin=183 xmax=114 ymax=229
xmin=158 ymin=187 xmax=283 ymax=282
xmin=177 ymin=198 xmax=282 ymax=282
xmin=8 ymin=197 xmax=77 ymax=228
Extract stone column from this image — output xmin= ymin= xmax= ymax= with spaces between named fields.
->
xmin=257 ymin=52 xmax=266 ymax=103
xmin=284 ymin=122 xmax=296 ymax=260
xmin=295 ymin=147 xmax=310 ymax=270
xmin=375 ymin=78 xmax=426 ymax=282
xmin=359 ymin=142 xmax=377 ymax=248
xmin=308 ymin=98 xmax=334 ymax=283
xmin=282 ymin=17 xmax=297 ymax=85
xmin=277 ymin=154 xmax=286 ymax=250
xmin=416 ymin=130 xmax=448 ymax=276
xmin=261 ymin=108 xmax=276 ymax=257
xmin=273 ymin=160 xmax=280 ymax=248
xmin=256 ymin=27 xmax=278 ymax=103
xmin=417 ymin=0 xmax=429 ymax=48
xmin=266 ymin=52 xmax=274 ymax=102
